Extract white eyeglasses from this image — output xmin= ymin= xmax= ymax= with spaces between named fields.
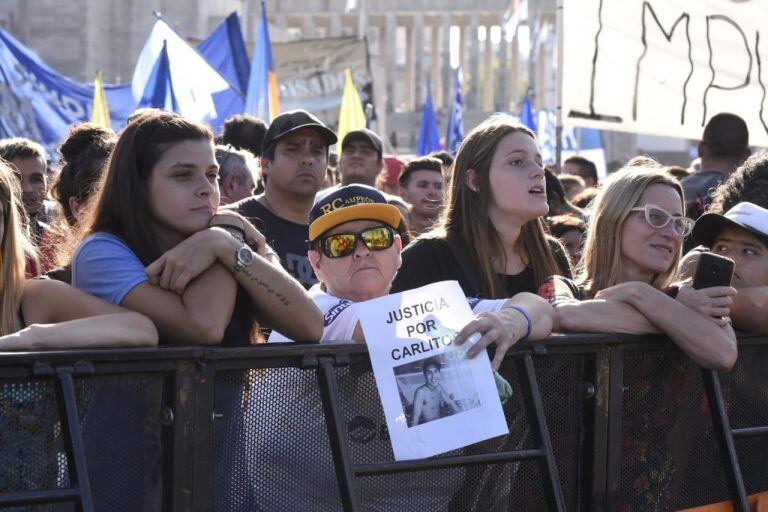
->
xmin=629 ymin=203 xmax=694 ymax=237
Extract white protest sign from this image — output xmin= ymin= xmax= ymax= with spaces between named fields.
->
xmin=356 ymin=281 xmax=508 ymax=461
xmin=563 ymin=0 xmax=768 ymax=147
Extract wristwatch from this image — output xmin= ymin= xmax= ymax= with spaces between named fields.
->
xmin=235 ymin=245 xmax=254 ymax=270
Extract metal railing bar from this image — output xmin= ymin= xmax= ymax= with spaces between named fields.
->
xmin=732 ymin=425 xmax=768 ymax=438
xmin=354 ymin=449 xmax=546 ymax=476
xmin=317 ymin=356 xmax=361 ymax=512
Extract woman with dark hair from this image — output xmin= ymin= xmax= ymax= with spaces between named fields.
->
xmin=0 ymin=159 xmax=157 ymax=350
xmin=71 ymin=111 xmax=322 ymax=345
xmin=54 ymin=123 xmax=117 ymax=226
xmin=391 ymin=114 xmax=562 ymax=362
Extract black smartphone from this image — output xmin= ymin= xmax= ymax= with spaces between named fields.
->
xmin=692 ymin=252 xmax=735 ymax=289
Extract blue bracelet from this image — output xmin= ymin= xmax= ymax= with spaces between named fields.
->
xmin=507 ymin=306 xmax=531 ymax=342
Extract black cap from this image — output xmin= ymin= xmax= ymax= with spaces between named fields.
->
xmin=262 ymin=110 xmax=337 ymax=153
xmin=309 ymin=185 xmax=403 ymax=241
xmin=341 ymin=129 xmax=383 ymax=158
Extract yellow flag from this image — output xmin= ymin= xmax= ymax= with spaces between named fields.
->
xmin=336 ymin=68 xmax=366 ymax=145
xmin=91 ymin=72 xmax=111 ymax=129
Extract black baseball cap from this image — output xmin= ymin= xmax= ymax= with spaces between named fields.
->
xmin=341 ymin=129 xmax=383 ymax=158
xmin=262 ymin=110 xmax=337 ymax=153
xmin=309 ymin=184 xmax=403 ymax=242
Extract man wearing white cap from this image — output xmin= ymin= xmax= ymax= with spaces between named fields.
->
xmin=690 ymin=202 xmax=768 ymax=333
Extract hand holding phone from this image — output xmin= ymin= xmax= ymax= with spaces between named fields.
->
xmin=679 ymin=252 xmax=736 ymax=325
xmin=692 ymin=252 xmax=735 ymax=289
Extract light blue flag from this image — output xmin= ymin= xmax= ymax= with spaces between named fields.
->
xmin=417 ymin=83 xmax=440 ymax=156
xmin=138 ymin=41 xmax=179 ymax=112
xmin=445 ymin=67 xmax=465 ymax=155
xmin=245 ymin=0 xmax=279 ymax=121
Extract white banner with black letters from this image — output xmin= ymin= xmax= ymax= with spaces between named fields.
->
xmin=563 ymin=0 xmax=768 ymax=147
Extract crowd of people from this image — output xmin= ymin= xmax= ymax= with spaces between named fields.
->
xmin=0 ymin=108 xmax=766 ymax=375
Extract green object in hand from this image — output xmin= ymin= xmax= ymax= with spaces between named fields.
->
xmin=494 ymin=371 xmax=513 ymax=405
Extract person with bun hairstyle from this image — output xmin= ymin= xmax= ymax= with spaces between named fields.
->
xmin=39 ymin=123 xmax=118 ymax=280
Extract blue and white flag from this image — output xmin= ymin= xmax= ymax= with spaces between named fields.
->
xmin=137 ymin=41 xmax=179 ymax=112
xmin=197 ymin=12 xmax=248 ymax=130
xmin=197 ymin=12 xmax=250 ymax=95
xmin=445 ymin=67 xmax=465 ymax=155
xmin=417 ymin=83 xmax=440 ymax=156
xmin=132 ymin=19 xmax=230 ymax=124
xmin=0 ymin=26 xmax=133 ymax=153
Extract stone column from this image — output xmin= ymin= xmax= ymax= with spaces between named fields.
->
xmin=384 ymin=13 xmax=396 ymax=113
xmin=498 ymin=22 xmax=509 ymax=112
xmin=441 ymin=13 xmax=451 ymax=110
xmin=405 ymin=24 xmax=415 ymax=111
xmin=467 ymin=12 xmax=479 ymax=109
xmin=430 ymin=21 xmax=441 ymax=107
xmin=483 ymin=24 xmax=494 ymax=111
xmin=510 ymin=29 xmax=520 ymax=111
xmin=413 ymin=12 xmax=424 ymax=108
xmin=330 ymin=13 xmax=343 ymax=37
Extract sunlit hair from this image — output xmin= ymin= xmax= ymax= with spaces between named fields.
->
xmin=577 ymin=166 xmax=684 ymax=297
xmin=0 ymin=159 xmax=36 ymax=335
xmin=436 ymin=114 xmax=565 ymax=298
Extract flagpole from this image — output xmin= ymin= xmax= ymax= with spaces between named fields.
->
xmin=555 ymin=0 xmax=564 ymax=170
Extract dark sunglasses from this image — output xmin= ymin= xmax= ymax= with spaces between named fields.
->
xmin=318 ymin=226 xmax=395 ymax=258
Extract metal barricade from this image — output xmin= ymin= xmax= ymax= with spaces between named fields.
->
xmin=1 ymin=334 xmax=767 ymax=511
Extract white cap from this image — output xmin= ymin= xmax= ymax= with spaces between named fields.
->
xmin=692 ymin=202 xmax=768 ymax=247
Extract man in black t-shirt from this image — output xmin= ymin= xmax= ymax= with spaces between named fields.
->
xmin=226 ymin=110 xmax=337 ymax=288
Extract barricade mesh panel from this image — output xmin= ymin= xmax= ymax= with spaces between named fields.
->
xmin=534 ymin=354 xmax=587 ymax=510
xmin=619 ymin=351 xmax=728 ymax=511
xmin=0 ymin=379 xmax=71 ymax=512
xmin=0 ymin=380 xmax=62 ymax=494
xmin=77 ymin=374 xmax=164 ymax=512
xmin=335 ymin=355 xmax=584 ymax=511
xmin=214 ymin=367 xmax=342 ymax=511
xmin=720 ymin=346 xmax=768 ymax=496
xmin=0 ymin=373 xmax=163 ymax=512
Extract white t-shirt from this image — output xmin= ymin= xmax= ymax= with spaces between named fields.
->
xmin=269 ymin=284 xmax=508 ymax=343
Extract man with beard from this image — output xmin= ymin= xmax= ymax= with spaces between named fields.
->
xmin=228 ymin=110 xmax=337 ymax=288
xmin=398 ymin=156 xmax=445 ymax=237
